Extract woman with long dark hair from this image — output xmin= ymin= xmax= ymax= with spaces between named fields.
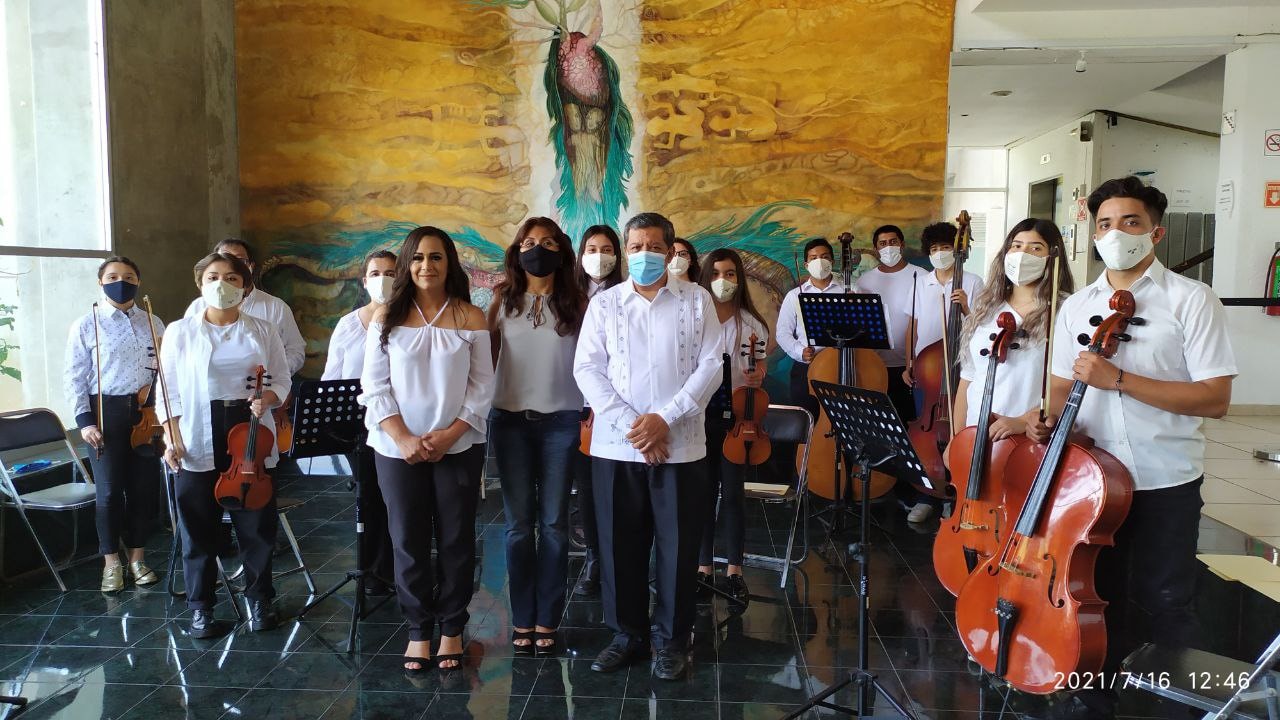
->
xmin=570 ymin=224 xmax=622 ymax=598
xmin=488 ymin=217 xmax=586 ymax=656
xmin=951 ymin=218 xmax=1075 ymax=438
xmin=670 ymin=238 xmax=701 ymax=284
xmin=696 ymin=248 xmax=772 ymax=601
xmin=359 ymin=226 xmax=494 ymax=675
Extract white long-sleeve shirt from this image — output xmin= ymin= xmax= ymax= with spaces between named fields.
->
xmin=1051 ymin=260 xmax=1236 ymax=491
xmin=910 ymin=269 xmax=984 ymax=360
xmin=358 ymin=306 xmax=495 ymax=459
xmin=321 ymin=310 xmax=367 ymax=382
xmin=572 ymin=278 xmax=724 ymax=464
xmin=186 ymin=287 xmax=305 ymax=375
xmin=775 ymin=279 xmax=846 ymax=363
xmin=156 ymin=314 xmax=289 ymax=472
xmin=64 ymin=304 xmax=165 ymax=428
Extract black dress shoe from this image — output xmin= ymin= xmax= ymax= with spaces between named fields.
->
xmin=248 ymin=599 xmax=279 ymax=632
xmin=189 ymin=609 xmax=223 ymax=639
xmin=653 ymin=648 xmax=689 ymax=681
xmin=573 ymin=559 xmax=600 ymax=598
xmin=591 ymin=635 xmax=646 ymax=673
xmin=725 ymin=574 xmax=749 ymax=604
xmin=364 ymin=576 xmax=394 ymax=597
xmin=695 ymin=571 xmax=713 ymax=598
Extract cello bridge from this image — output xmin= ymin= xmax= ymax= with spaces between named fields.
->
xmin=998 ymin=561 xmax=1037 ymax=579
xmin=959 ymin=521 xmax=989 ymax=531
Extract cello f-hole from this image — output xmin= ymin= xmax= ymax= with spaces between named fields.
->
xmin=1045 ymin=552 xmax=1065 ymax=608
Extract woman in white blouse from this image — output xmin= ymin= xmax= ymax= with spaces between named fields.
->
xmin=63 ymin=256 xmax=165 ymax=592
xmin=158 ymin=252 xmax=289 ymax=640
xmin=359 ymin=226 xmax=494 ymax=675
xmin=487 ymin=217 xmax=586 ymax=657
xmin=952 ymin=218 xmax=1075 ymax=438
xmin=321 ymin=249 xmax=397 ymax=596
xmin=696 ymin=248 xmax=773 ymax=602
xmin=569 ymin=225 xmax=622 ymax=599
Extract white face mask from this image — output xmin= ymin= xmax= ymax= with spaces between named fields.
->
xmin=710 ymin=278 xmax=737 ymax=302
xmin=581 ymin=253 xmax=616 ymax=280
xmin=668 ymin=255 xmax=690 ymax=276
xmin=930 ymin=250 xmax=955 ymax=270
xmin=365 ymin=275 xmax=394 ymax=305
xmin=201 ymin=279 xmax=243 ymax=310
xmin=806 ymin=258 xmax=833 ymax=280
xmin=1094 ymin=228 xmax=1156 ymax=271
xmin=878 ymin=246 xmax=903 ymax=267
xmin=1004 ymin=251 xmax=1048 ymax=286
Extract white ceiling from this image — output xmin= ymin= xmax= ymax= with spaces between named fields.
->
xmin=975 ymin=0 xmax=1276 ymax=10
xmin=948 ymin=50 xmax=1223 ymax=146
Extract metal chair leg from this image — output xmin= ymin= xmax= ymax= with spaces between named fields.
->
xmin=279 ymin=514 xmax=316 ymax=594
xmin=164 ymin=470 xmax=186 ymax=598
xmin=12 ymin=504 xmax=68 ymax=592
xmin=216 ymin=557 xmax=246 ymax=623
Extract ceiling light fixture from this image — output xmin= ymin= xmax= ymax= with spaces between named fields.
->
xmin=990 ymin=90 xmax=1013 ymax=97
xmin=1075 ymin=50 xmax=1087 ymax=73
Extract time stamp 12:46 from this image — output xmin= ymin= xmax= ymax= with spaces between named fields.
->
xmin=1054 ymin=672 xmax=1255 ymax=691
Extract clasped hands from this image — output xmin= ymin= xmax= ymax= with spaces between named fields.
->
xmin=395 ymin=426 xmax=463 ymax=464
xmin=627 ymin=413 xmax=670 ymax=466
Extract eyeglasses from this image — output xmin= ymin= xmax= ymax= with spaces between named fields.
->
xmin=674 ymin=250 xmax=691 ymax=259
xmin=519 ymin=237 xmax=559 ymax=251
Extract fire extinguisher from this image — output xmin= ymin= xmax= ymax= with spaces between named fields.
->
xmin=1266 ymin=246 xmax=1280 ymax=317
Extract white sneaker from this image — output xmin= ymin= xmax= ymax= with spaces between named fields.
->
xmin=907 ymin=502 xmax=934 ymax=523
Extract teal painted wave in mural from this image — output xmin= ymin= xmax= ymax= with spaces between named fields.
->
xmin=685 ymin=199 xmax=815 ymax=271
xmin=273 ymin=222 xmax=506 ymax=271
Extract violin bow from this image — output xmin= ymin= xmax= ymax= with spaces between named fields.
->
xmin=939 ymin=291 xmax=956 ymax=439
xmin=1040 ymin=253 xmax=1062 ymax=420
xmin=907 ymin=271 xmax=918 ymax=376
xmin=91 ymin=302 xmax=104 ymax=459
xmin=142 ymin=295 xmax=180 ymax=463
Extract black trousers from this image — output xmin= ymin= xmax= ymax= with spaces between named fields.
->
xmin=351 ymin=448 xmax=394 ymax=583
xmin=700 ymin=423 xmax=745 ymax=567
xmin=175 ymin=400 xmax=278 ymax=610
xmin=788 ymin=361 xmax=818 ymax=418
xmin=593 ymin=458 xmax=704 ymax=651
xmin=86 ymin=395 xmax=160 ymax=555
xmin=574 ymin=409 xmax=599 ymax=568
xmin=375 ymin=444 xmax=484 ymax=641
xmin=1099 ymin=477 xmax=1204 ymax=671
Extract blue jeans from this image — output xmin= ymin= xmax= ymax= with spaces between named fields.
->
xmin=491 ymin=408 xmax=580 ymax=629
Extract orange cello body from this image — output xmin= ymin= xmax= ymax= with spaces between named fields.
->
xmin=932 ymin=311 xmax=1029 ymax=597
xmin=273 ymin=393 xmax=294 ymax=455
xmin=215 ymin=366 xmax=275 ymax=511
xmin=953 ymin=290 xmax=1138 ymax=695
xmin=907 ymin=339 xmax=950 ymax=484
xmin=723 ymin=333 xmax=771 ymax=466
xmin=799 ymin=346 xmax=895 ymax=500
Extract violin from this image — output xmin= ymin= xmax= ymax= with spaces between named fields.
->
xmin=907 ymin=210 xmax=973 ymax=482
xmin=579 ymin=410 xmax=593 ymax=455
xmin=214 ymin=365 xmax=275 ymax=511
xmin=130 ymin=299 xmax=167 ymax=457
xmin=722 ymin=333 xmax=770 ymax=465
xmin=932 ymin=311 xmax=1028 ymax=596
xmin=273 ymin=393 xmax=294 ymax=455
xmin=799 ymin=232 xmax=894 ymax=501
xmin=954 ymin=289 xmax=1139 ymax=694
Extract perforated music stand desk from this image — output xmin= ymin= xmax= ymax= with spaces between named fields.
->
xmin=797 ymin=293 xmax=892 ymax=351
xmin=287 ymin=379 xmax=385 ymax=653
xmin=810 ymin=381 xmax=938 ymax=497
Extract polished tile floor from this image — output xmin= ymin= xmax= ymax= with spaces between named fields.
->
xmin=1 ymin=450 xmax=1277 ymax=720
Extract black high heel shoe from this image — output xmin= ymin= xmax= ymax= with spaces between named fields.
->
xmin=534 ymin=630 xmax=558 ymax=657
xmin=512 ymin=629 xmax=535 ymax=657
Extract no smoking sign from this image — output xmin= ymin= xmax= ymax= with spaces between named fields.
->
xmin=1267 ymin=129 xmax=1280 ymax=156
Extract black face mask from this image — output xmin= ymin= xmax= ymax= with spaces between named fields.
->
xmin=519 ymin=245 xmax=561 ymax=278
xmin=103 ymin=280 xmax=139 ymax=305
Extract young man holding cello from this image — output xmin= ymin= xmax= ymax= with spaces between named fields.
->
xmin=1034 ymin=176 xmax=1236 ymax=720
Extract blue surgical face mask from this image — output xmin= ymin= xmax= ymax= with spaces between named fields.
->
xmin=627 ymin=250 xmax=668 ymax=286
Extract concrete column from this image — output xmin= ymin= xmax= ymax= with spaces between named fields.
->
xmin=1213 ymin=42 xmax=1280 ymax=411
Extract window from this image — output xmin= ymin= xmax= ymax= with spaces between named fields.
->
xmin=1 ymin=0 xmax=112 ymax=423
xmin=943 ymin=147 xmax=1008 ymax=275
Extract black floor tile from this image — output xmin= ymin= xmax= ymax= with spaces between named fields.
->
xmin=521 ymin=694 xmax=623 ymax=719
xmin=10 ymin=680 xmax=155 ymax=720
xmin=318 ymin=689 xmax=435 ymax=720
xmin=220 ymin=687 xmax=345 ymax=719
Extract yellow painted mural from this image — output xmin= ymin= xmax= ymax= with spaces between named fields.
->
xmin=234 ymin=0 xmax=953 ymax=377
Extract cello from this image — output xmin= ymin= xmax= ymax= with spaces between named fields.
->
xmin=799 ymin=232 xmax=894 ymax=501
xmin=954 ymin=289 xmax=1138 ymax=694
xmin=907 ymin=211 xmax=973 ymax=478
xmin=932 ymin=311 xmax=1029 ymax=596
xmin=722 ymin=333 xmax=770 ymax=465
xmin=214 ymin=365 xmax=276 ymax=511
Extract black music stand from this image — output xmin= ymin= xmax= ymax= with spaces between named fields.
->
xmin=288 ymin=379 xmax=387 ymax=652
xmin=796 ymin=293 xmax=891 ymax=537
xmin=784 ymin=381 xmax=937 ymax=720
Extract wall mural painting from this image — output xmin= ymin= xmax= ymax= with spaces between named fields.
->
xmin=237 ymin=1 xmax=953 ymax=379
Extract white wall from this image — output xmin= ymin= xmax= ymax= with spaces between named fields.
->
xmin=943 ymin=147 xmax=1007 ymax=278
xmin=1093 ymin=115 xmax=1219 ymax=214
xmin=1213 ymin=42 xmax=1280 ymax=410
xmin=1006 ymin=114 xmax=1095 ymax=286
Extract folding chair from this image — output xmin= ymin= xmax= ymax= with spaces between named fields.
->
xmin=724 ymin=404 xmax=814 ymax=590
xmin=0 ymin=409 xmax=98 ymax=592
